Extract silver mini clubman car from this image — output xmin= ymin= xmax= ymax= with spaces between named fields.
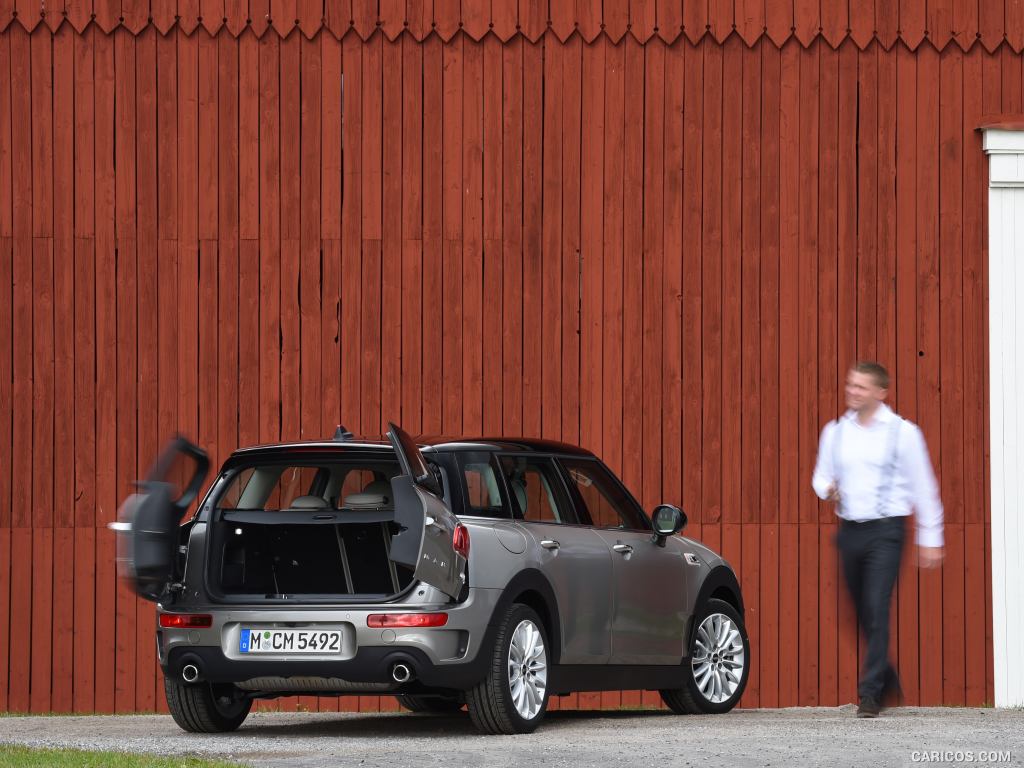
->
xmin=112 ymin=424 xmax=749 ymax=735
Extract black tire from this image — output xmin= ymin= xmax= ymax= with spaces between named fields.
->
xmin=466 ymin=603 xmax=550 ymax=735
xmin=660 ymin=598 xmax=749 ymax=715
xmin=164 ymin=677 xmax=252 ymax=733
xmin=395 ymin=694 xmax=465 ymax=713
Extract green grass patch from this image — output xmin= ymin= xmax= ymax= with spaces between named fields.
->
xmin=0 ymin=744 xmax=243 ymax=767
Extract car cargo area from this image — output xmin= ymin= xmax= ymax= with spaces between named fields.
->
xmin=210 ymin=518 xmax=412 ymax=598
xmin=206 ymin=458 xmax=415 ymax=599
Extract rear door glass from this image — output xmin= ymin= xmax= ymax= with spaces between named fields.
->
xmin=498 ymin=455 xmax=577 ymax=524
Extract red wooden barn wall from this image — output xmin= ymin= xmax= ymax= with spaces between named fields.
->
xmin=0 ymin=0 xmax=1011 ymax=713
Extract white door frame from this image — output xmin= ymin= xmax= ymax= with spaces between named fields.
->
xmin=982 ymin=127 xmax=1024 ymax=707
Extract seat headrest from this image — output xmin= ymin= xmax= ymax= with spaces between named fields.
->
xmin=510 ymin=479 xmax=527 ymax=516
xmin=288 ymin=495 xmax=328 ymax=510
xmin=342 ymin=479 xmax=393 ymax=510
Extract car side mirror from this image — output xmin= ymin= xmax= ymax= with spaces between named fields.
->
xmin=651 ymin=504 xmax=686 ymax=546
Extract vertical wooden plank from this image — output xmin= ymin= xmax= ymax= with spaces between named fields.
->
xmin=381 ymin=37 xmax=402 ymax=436
xmin=797 ymin=41 xmax=820 ymax=707
xmin=561 ymin=36 xmax=582 ymax=449
xmin=501 ymin=37 xmax=524 ymax=436
xmin=642 ymin=38 xmax=665 ymax=518
xmin=816 ymin=41 xmax=839 ymax=708
xmin=662 ymin=36 xmax=683 ymax=520
xmin=0 ymin=31 xmax=10 ymax=239
xmin=178 ymin=28 xmax=199 ymax=449
xmin=72 ymin=26 xmax=97 ymax=716
xmin=682 ymin=37 xmax=704 ymax=544
xmin=27 ymin=27 xmax=55 ymax=716
xmin=280 ymin=34 xmax=301 ymax=446
xmin=622 ymin=34 xmax=643 ymax=514
xmin=93 ymin=26 xmax=117 ymax=714
xmin=422 ymin=35 xmax=443 ymax=436
xmin=916 ymin=43 xmax=943 ymax=706
xmin=602 ymin=36 xmax=625 ymax=708
xmin=361 ymin=33 xmax=383 ymax=439
xmin=541 ymin=36 xmax=563 ymax=442
xmin=857 ymin=47 xmax=879 ymax=360
xmin=462 ymin=37 xmax=484 ymax=436
xmin=894 ymin=42 xmax=921 ymax=707
xmin=341 ymin=33 xmax=362 ymax=438
xmin=197 ymin=35 xmax=218 ymax=501
xmin=482 ymin=35 xmax=503 ymax=436
xmin=939 ymin=45 xmax=966 ymax=706
xmin=0 ymin=525 xmax=9 ymax=712
xmin=321 ymin=34 xmax=343 ymax=443
xmin=702 ymin=38 xmax=724 ymax=552
xmin=961 ymin=47 xmax=987 ymax=708
xmin=720 ymin=35 xmax=742 ymax=531
xmin=521 ymin=38 xmax=542 ymax=438
xmin=401 ymin=35 xmax=424 ymax=434
xmin=836 ymin=40 xmax=860 ymax=706
xmin=114 ymin=28 xmax=139 ymax=715
xmin=776 ymin=39 xmax=799 ymax=708
xmin=300 ymin=35 xmax=322 ymax=445
xmin=133 ymin=27 xmax=159 ymax=715
xmin=758 ymin=39 xmax=780 ymax=711
xmin=738 ymin=39 xmax=761 ymax=708
xmin=259 ymin=33 xmax=281 ymax=446
xmin=50 ymin=26 xmax=75 ymax=714
xmin=218 ymin=32 xmax=240 ymax=457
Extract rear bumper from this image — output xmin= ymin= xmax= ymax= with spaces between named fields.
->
xmin=164 ymin=644 xmax=486 ymax=691
xmin=156 ymin=585 xmax=502 ymax=692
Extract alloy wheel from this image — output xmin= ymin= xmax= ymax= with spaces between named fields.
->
xmin=692 ymin=612 xmax=745 ymax=704
xmin=507 ymin=619 xmax=547 ymax=719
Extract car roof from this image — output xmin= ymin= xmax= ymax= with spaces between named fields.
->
xmin=229 ymin=436 xmax=596 ymax=458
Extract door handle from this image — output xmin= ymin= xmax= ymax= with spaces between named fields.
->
xmin=612 ymin=543 xmax=633 ymax=555
xmin=540 ymin=539 xmax=560 ymax=550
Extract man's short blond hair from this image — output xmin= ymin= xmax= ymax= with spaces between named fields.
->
xmin=853 ymin=361 xmax=890 ymax=390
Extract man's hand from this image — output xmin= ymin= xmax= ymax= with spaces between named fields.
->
xmin=917 ymin=546 xmax=944 ymax=569
xmin=825 ymin=482 xmax=841 ymax=503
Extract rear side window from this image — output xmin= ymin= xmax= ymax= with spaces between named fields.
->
xmin=454 ymin=452 xmax=510 ymax=518
xmin=499 ymin=455 xmax=577 ymax=525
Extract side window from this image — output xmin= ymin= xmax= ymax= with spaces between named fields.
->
xmin=560 ymin=458 xmax=649 ymax=531
xmin=455 ymin=452 xmax=509 ymax=518
xmin=498 ymin=455 xmax=576 ymax=525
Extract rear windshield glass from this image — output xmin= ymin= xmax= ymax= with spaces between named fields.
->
xmin=217 ymin=458 xmax=402 ymax=512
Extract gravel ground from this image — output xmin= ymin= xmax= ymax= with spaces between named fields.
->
xmin=1 ymin=707 xmax=1022 ymax=768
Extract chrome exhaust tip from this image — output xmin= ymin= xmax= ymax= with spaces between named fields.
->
xmin=182 ymin=664 xmax=201 ymax=683
xmin=391 ymin=663 xmax=412 ymax=683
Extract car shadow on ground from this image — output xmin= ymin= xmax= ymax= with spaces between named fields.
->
xmin=241 ymin=709 xmax=675 ymax=738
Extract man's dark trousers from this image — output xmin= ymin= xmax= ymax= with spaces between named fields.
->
xmin=836 ymin=516 xmax=906 ymax=701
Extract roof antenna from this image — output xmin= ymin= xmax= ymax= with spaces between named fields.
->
xmin=333 ymin=425 xmax=354 ymax=441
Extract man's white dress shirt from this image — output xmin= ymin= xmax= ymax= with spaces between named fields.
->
xmin=812 ymin=403 xmax=944 ymax=548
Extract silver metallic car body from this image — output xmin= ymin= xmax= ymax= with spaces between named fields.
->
xmin=152 ymin=438 xmax=738 ymax=698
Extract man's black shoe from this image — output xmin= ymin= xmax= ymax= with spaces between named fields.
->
xmin=856 ymin=697 xmax=881 ymax=718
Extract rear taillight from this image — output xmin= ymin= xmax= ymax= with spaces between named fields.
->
xmin=453 ymin=523 xmax=470 ymax=559
xmin=367 ymin=613 xmax=449 ymax=628
xmin=159 ymin=613 xmax=213 ymax=629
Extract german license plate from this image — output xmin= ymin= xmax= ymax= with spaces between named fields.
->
xmin=239 ymin=628 xmax=343 ymax=654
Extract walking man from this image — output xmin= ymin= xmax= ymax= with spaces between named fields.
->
xmin=812 ymin=361 xmax=944 ymax=718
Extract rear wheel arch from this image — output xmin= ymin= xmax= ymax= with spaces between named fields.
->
xmin=486 ymin=570 xmax=562 ymax=665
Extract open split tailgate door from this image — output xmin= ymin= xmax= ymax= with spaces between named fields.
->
xmin=386 ymin=423 xmax=467 ymax=599
xmin=109 ymin=436 xmax=210 ymax=601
